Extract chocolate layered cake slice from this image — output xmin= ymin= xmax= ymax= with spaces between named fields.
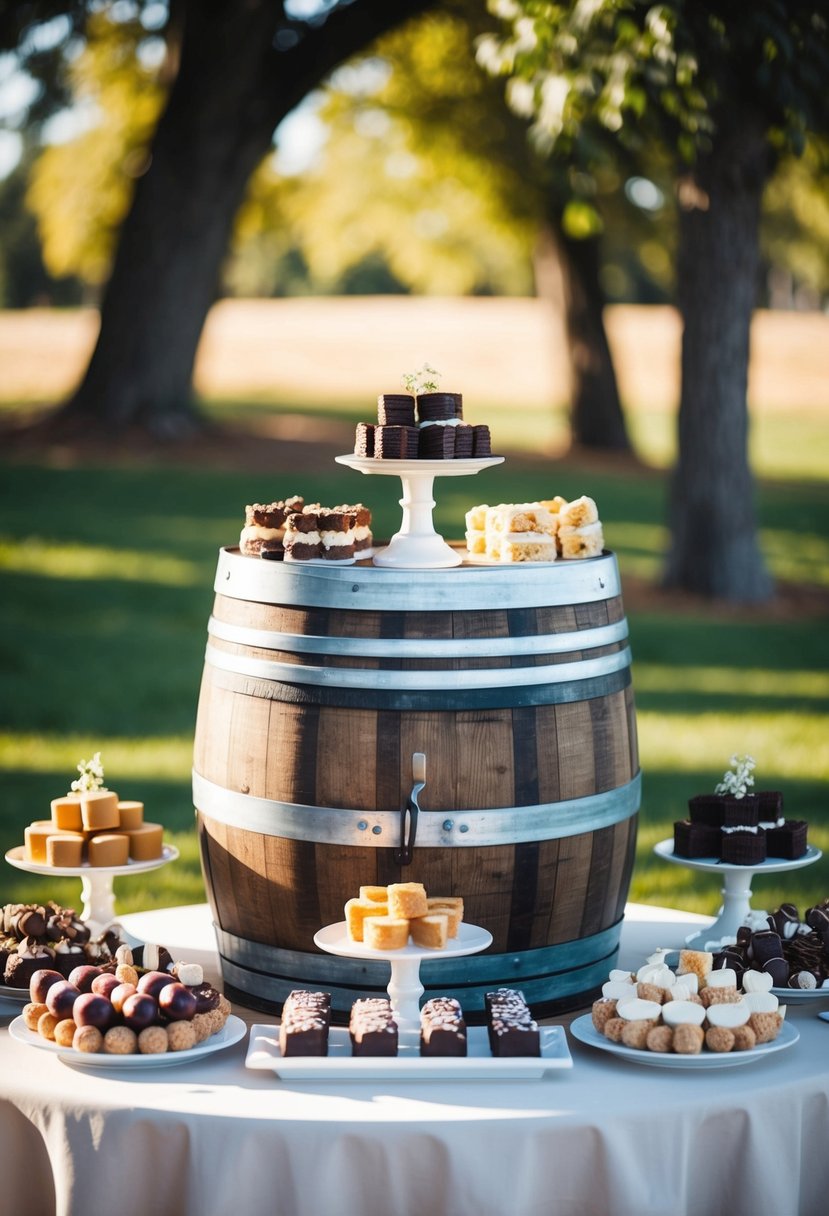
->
xmin=417 ymin=392 xmax=462 ymax=423
xmin=355 ymin=423 xmax=376 ymax=457
xmin=720 ymin=828 xmax=766 ymax=865
xmin=765 ymin=820 xmax=808 ymax=859
xmin=239 ymin=496 xmax=304 ymax=557
xmin=283 ymin=511 xmax=323 ymax=561
xmin=333 ymin=503 xmax=372 ymax=556
xmin=375 ymin=425 xmax=419 ymax=459
xmin=318 ymin=508 xmax=357 ymax=561
xmin=453 ymin=424 xmax=474 ymax=458
xmin=377 ymin=394 xmax=416 ymax=427
xmin=673 ymin=820 xmax=721 ymax=859
xmin=418 ymin=426 xmax=455 ymax=459
xmin=472 ymin=425 xmax=491 ymax=457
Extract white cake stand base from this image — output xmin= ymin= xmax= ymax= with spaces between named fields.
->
xmin=335 ymin=454 xmax=503 ymax=570
xmin=653 ymin=840 xmax=822 ymax=949
xmin=314 ymin=920 xmax=492 ymax=1032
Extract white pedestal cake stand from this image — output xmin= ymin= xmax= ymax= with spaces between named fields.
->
xmin=653 ymin=839 xmax=822 ymax=949
xmin=335 ymin=454 xmax=503 ymax=569
xmin=314 ymin=920 xmax=492 ymax=1033
xmin=5 ymin=845 xmax=179 ymax=933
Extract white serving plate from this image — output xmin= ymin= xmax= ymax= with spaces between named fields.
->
xmin=9 ymin=1013 xmax=247 ymax=1069
xmin=5 ymin=843 xmax=179 ymax=878
xmin=246 ymin=1024 xmax=572 ymax=1080
xmin=771 ymin=986 xmax=829 ymax=1003
xmin=569 ymin=1013 xmax=799 ymax=1069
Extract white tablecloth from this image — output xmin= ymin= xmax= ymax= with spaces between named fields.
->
xmin=2 ymin=903 xmax=828 ymax=1216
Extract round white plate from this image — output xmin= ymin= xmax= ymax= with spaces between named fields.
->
xmin=653 ymin=840 xmax=822 ymax=875
xmin=9 ymin=1013 xmax=247 ymax=1069
xmin=569 ymin=1013 xmax=799 ymax=1069
xmin=5 ymin=843 xmax=179 ymax=878
xmin=314 ymin=919 xmax=492 ymax=961
xmin=771 ymin=986 xmax=829 ymax=1003
xmin=336 ymin=454 xmax=504 ymax=476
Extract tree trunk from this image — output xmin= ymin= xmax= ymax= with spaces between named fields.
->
xmin=61 ymin=0 xmax=431 ymax=436
xmin=534 ymin=218 xmax=630 ymax=452
xmin=664 ymin=108 xmax=773 ymax=601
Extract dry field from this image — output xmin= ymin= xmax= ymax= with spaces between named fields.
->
xmin=1 ymin=298 xmax=828 ymax=413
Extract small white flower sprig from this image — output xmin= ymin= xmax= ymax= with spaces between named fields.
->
xmin=69 ymin=751 xmax=108 ymax=794
xmin=401 ymin=363 xmax=441 ymax=396
xmin=715 ymin=754 xmax=756 ymax=800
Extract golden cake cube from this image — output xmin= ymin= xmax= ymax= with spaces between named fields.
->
xmin=558 ymin=495 xmax=599 ymax=528
xmin=123 ymin=822 xmax=164 ymax=861
xmin=88 ymin=833 xmax=130 ymax=867
xmin=46 ymin=834 xmax=84 ymax=867
xmin=51 ymin=795 xmax=83 ymax=831
xmin=116 ymin=800 xmax=145 ymax=831
xmin=426 ymin=898 xmax=463 ymax=937
xmin=24 ymin=821 xmax=58 ymax=864
xmin=410 ymin=914 xmax=449 ymax=949
xmin=345 ymin=898 xmax=389 ymax=942
xmin=387 ymin=882 xmax=428 ymax=919
xmin=80 ymin=789 xmax=120 ymax=831
xmin=558 ymin=522 xmax=604 ymax=559
xmin=364 ymin=917 xmax=410 ymax=951
xmin=359 ymin=885 xmax=388 ymax=904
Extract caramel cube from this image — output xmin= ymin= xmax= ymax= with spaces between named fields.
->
xmin=24 ymin=821 xmax=59 ymax=863
xmin=410 ymin=914 xmax=449 ymax=949
xmin=345 ymin=898 xmax=389 ymax=942
xmin=364 ymin=917 xmax=410 ymax=950
xmin=80 ymin=790 xmax=120 ymax=831
xmin=116 ymin=800 xmax=144 ymax=831
xmin=51 ymin=795 xmax=82 ymax=831
xmin=46 ymin=834 xmax=84 ymax=867
xmin=387 ymin=882 xmax=428 ymax=919
xmin=359 ymin=885 xmax=388 ymax=904
xmin=426 ymin=898 xmax=463 ymax=937
xmin=88 ymin=833 xmax=130 ymax=867
xmin=123 ymin=822 xmax=163 ymax=861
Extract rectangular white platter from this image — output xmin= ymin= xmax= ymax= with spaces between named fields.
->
xmin=246 ymin=1024 xmax=572 ymax=1080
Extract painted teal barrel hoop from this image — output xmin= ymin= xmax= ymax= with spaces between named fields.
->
xmin=202 ymin=655 xmax=631 ymax=712
xmin=193 ymin=770 xmax=641 ymax=846
xmin=215 ymin=546 xmax=622 ymax=611
xmin=207 ymin=614 xmax=630 ymax=659
xmin=213 ymin=919 xmax=622 ymax=1014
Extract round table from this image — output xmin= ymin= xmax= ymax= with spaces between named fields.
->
xmin=1 ymin=903 xmax=827 ymax=1216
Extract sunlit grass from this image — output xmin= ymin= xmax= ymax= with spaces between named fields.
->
xmin=0 ymin=539 xmax=201 ymax=585
xmin=638 ymin=712 xmax=829 ymax=782
xmin=634 ymin=666 xmax=829 ymax=700
xmin=0 ymin=733 xmax=194 ymax=780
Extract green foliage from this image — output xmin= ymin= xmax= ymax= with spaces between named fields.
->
xmin=762 ymin=137 xmax=829 ymax=298
xmin=26 ymin=9 xmax=165 ymax=284
xmin=480 ymin=1 xmax=829 ymax=161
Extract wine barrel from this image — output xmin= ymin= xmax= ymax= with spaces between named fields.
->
xmin=193 ymin=547 xmax=639 ymax=1019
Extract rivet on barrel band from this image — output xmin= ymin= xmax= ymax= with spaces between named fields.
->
xmin=193 ymin=769 xmax=641 ymax=847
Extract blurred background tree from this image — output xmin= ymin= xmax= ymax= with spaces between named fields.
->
xmin=480 ymin=0 xmax=829 ymax=602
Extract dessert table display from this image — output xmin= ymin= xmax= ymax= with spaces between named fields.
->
xmin=2 ymin=902 xmax=829 ymax=1216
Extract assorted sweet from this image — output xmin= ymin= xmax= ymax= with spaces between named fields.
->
xmin=239 ymin=494 xmax=373 ymax=562
xmin=343 ymin=882 xmax=464 ymax=950
xmin=712 ymin=901 xmax=829 ymax=990
xmin=2 ymin=901 xmax=133 ymax=989
xmin=673 ymin=755 xmax=808 ymax=864
xmin=591 ymin=948 xmax=787 ymax=1055
xmin=465 ymin=495 xmax=604 ymax=562
xmin=349 ymin=997 xmax=399 ymax=1057
xmin=20 ymin=753 xmax=164 ymax=869
xmin=486 ymin=988 xmax=541 ymax=1057
xmin=21 ymin=945 xmax=230 ymax=1055
xmin=279 ymin=989 xmax=332 ymax=1057
xmin=353 ymin=365 xmax=491 ymax=462
xmin=420 ymin=996 xmax=468 ymax=1057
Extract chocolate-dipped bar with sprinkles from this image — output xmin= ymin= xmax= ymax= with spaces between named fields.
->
xmin=485 ymin=988 xmax=540 ymax=1057
xmin=349 ymin=997 xmax=398 ymax=1056
xmin=420 ymin=996 xmax=467 ymax=1057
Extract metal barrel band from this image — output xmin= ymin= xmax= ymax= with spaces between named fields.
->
xmin=207 ymin=614 xmax=629 ymax=659
xmin=193 ymin=769 xmax=641 ymax=847
xmin=215 ymin=546 xmax=623 ymax=611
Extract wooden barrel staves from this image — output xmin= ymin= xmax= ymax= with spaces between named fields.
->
xmin=193 ymin=548 xmax=640 ymax=1019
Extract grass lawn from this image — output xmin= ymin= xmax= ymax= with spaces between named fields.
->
xmin=1 ymin=398 xmax=827 ymax=926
